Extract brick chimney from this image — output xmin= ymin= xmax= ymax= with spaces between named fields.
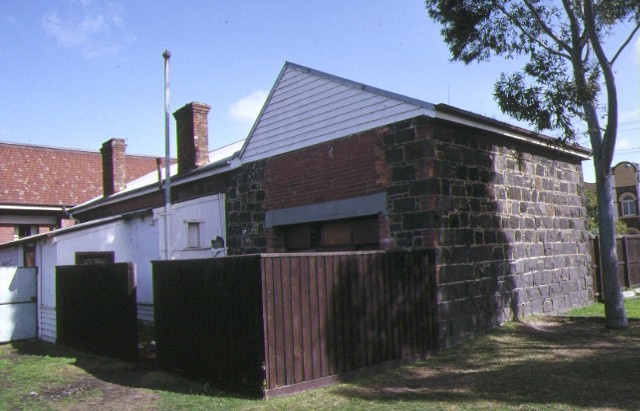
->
xmin=101 ymin=138 xmax=127 ymax=197
xmin=173 ymin=102 xmax=210 ymax=174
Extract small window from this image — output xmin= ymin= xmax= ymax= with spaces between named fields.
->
xmin=186 ymin=221 xmax=202 ymax=249
xmin=76 ymin=252 xmax=115 ymax=265
xmin=283 ymin=216 xmax=379 ymax=252
xmin=14 ymin=225 xmax=38 ymax=240
xmin=621 ymin=194 xmax=637 ymax=217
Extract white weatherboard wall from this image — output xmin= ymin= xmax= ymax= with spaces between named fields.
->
xmin=154 ymin=194 xmax=227 ymax=260
xmin=240 ymin=63 xmax=435 ymax=163
xmin=53 ymin=215 xmax=158 ymax=322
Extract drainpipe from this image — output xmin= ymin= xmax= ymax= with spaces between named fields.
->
xmin=162 ymin=50 xmax=171 ymax=260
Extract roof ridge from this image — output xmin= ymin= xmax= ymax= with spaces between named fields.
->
xmin=0 ymin=140 xmax=168 ymax=159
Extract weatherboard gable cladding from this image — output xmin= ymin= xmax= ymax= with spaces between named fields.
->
xmin=239 ymin=62 xmax=435 ymax=163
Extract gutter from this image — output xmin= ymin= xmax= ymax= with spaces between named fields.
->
xmin=69 ymin=157 xmax=239 ymax=216
xmin=0 ymin=205 xmax=65 ymax=212
xmin=435 ymin=104 xmax=592 ymax=160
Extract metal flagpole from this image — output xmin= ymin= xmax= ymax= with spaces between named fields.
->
xmin=162 ymin=50 xmax=171 ymax=260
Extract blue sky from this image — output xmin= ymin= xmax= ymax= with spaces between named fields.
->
xmin=1 ymin=0 xmax=638 ymax=183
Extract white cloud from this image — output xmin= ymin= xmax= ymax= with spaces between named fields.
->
xmin=42 ymin=1 xmax=133 ymax=58
xmin=228 ymin=90 xmax=269 ymax=126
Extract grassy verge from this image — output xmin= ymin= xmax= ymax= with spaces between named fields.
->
xmin=3 ymin=316 xmax=640 ymax=410
xmin=565 ymin=296 xmax=640 ymax=318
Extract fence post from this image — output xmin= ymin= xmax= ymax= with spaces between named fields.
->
xmin=593 ymin=237 xmax=603 ymax=300
xmin=622 ymin=236 xmax=631 ymax=289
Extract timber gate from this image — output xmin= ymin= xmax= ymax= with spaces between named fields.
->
xmin=56 ymin=263 xmax=138 ymax=362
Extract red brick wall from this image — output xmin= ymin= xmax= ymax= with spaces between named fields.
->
xmin=174 ymin=102 xmax=210 ymax=174
xmin=263 ymin=128 xmax=390 ymax=210
xmin=101 ymin=138 xmax=127 ymax=196
xmin=0 ymin=226 xmax=14 ymax=244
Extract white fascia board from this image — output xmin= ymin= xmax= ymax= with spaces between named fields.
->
xmin=435 ymin=111 xmax=592 ymax=160
xmin=0 ymin=205 xmax=64 ymax=212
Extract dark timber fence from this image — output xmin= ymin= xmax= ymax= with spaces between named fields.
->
xmin=152 ymin=249 xmax=438 ymax=398
xmin=56 ymin=263 xmax=138 ymax=362
xmin=592 ymin=235 xmax=640 ymax=299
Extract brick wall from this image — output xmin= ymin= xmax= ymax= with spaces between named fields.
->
xmin=174 ymin=102 xmax=210 ymax=174
xmin=101 ymin=138 xmax=127 ymax=196
xmin=225 ymin=129 xmax=391 ymax=255
xmin=382 ymin=117 xmax=592 ymax=346
xmin=0 ymin=226 xmax=14 ymax=244
xmin=74 ymin=112 xmax=592 ymax=346
xmin=263 ymin=129 xmax=389 ymax=210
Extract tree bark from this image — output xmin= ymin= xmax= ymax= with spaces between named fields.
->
xmin=583 ymin=0 xmax=627 ymax=329
xmin=593 ymin=150 xmax=628 ymax=328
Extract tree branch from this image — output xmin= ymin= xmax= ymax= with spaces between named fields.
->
xmin=491 ymin=0 xmax=572 ymax=60
xmin=583 ymin=0 xmax=617 ymax=169
xmin=522 ymin=0 xmax=572 ymax=53
xmin=561 ymin=0 xmax=603 ymax=148
xmin=611 ymin=22 xmax=640 ymax=65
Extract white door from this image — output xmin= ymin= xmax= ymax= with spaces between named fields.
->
xmin=0 ymin=267 xmax=37 ymax=342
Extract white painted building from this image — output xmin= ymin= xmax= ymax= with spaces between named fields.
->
xmin=0 ymin=193 xmax=227 ymax=342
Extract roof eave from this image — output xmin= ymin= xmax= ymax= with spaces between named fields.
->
xmin=435 ymin=104 xmax=592 ymax=160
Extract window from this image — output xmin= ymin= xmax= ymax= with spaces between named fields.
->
xmin=14 ymin=225 xmax=38 ymax=240
xmin=186 ymin=221 xmax=202 ymax=249
xmin=621 ymin=194 xmax=637 ymax=217
xmin=283 ymin=216 xmax=379 ymax=252
xmin=75 ymin=252 xmax=115 ymax=265
xmin=23 ymin=243 xmax=35 ymax=268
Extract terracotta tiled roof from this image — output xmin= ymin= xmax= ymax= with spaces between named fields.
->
xmin=0 ymin=142 xmax=160 ymax=207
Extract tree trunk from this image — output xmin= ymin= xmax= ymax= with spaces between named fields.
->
xmin=593 ymin=150 xmax=628 ymax=328
xmin=579 ymin=0 xmax=627 ymax=329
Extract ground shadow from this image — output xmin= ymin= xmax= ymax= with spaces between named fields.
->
xmin=9 ymin=339 xmax=259 ymax=400
xmin=331 ymin=317 xmax=640 ymax=410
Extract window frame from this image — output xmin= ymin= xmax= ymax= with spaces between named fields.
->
xmin=75 ymin=251 xmax=115 ymax=265
xmin=185 ymin=220 xmax=203 ymax=249
xmin=620 ymin=194 xmax=638 ymax=217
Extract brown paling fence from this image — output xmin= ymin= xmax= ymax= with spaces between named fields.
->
xmin=592 ymin=235 xmax=640 ymax=299
xmin=152 ymin=249 xmax=438 ymax=398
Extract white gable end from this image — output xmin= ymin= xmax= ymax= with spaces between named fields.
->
xmin=240 ymin=63 xmax=436 ymax=163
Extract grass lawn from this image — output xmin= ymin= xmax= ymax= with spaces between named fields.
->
xmin=3 ymin=315 xmax=640 ymax=410
xmin=566 ymin=296 xmax=640 ymax=318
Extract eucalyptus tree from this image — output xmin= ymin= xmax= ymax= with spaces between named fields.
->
xmin=425 ymin=0 xmax=640 ymax=328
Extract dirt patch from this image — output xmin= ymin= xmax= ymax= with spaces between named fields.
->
xmin=3 ymin=340 xmax=208 ymax=411
xmin=22 ymin=371 xmax=161 ymax=411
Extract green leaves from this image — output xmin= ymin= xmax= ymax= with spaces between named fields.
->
xmin=494 ymin=70 xmax=580 ymax=141
xmin=424 ymin=0 xmax=638 ymax=142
